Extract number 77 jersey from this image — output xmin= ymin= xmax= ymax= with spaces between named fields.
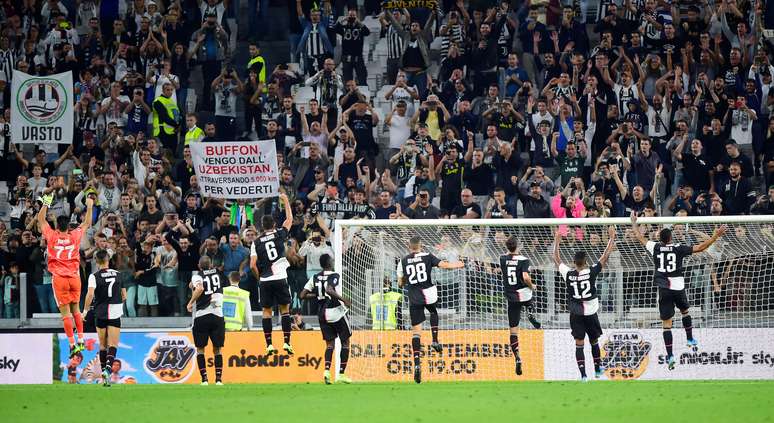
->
xmin=646 ymin=241 xmax=694 ymax=290
xmin=42 ymin=225 xmax=84 ymax=278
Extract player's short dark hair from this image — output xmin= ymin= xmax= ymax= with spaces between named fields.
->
xmin=199 ymin=255 xmax=212 ymax=270
xmin=95 ymin=249 xmax=109 ymax=264
xmin=506 ymin=235 xmax=518 ymax=253
xmin=659 ymin=228 xmax=672 ymax=243
xmin=409 ymin=236 xmax=421 ymax=248
xmin=228 ymin=271 xmax=240 ymax=284
xmin=56 ymin=216 xmax=70 ymax=232
xmin=320 ymin=254 xmax=333 ymax=270
xmin=574 ymin=251 xmax=587 ymax=266
xmin=261 ymin=214 xmax=275 ymax=230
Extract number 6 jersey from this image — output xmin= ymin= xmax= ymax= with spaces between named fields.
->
xmin=559 ymin=262 xmax=602 ymax=316
xmin=397 ymin=252 xmax=442 ymax=305
xmin=646 ymin=241 xmax=693 ymax=291
xmin=251 ymin=228 xmax=290 ymax=281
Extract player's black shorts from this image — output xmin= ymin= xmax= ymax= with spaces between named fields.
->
xmin=409 ymin=303 xmax=437 ymax=326
xmin=96 ymin=318 xmax=121 ymax=328
xmin=570 ymin=313 xmax=602 ymax=341
xmin=260 ymin=279 xmax=292 ymax=308
xmin=320 ymin=315 xmax=352 ymax=341
xmin=193 ymin=314 xmax=226 ymax=348
xmin=84 ymin=309 xmax=96 ymax=333
xmin=658 ymin=288 xmax=690 ymax=320
xmin=507 ymin=300 xmax=532 ymax=328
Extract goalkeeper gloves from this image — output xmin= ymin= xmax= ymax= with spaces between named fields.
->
xmin=39 ymin=193 xmax=54 ymax=207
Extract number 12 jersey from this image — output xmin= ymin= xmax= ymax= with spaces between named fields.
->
xmin=559 ymin=262 xmax=602 ymax=316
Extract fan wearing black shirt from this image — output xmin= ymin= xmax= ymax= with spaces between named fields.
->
xmin=333 ymin=8 xmax=370 ymax=85
xmin=82 ymin=250 xmax=125 ymax=387
xmin=631 ymin=213 xmax=726 ymax=370
xmin=499 ymin=236 xmax=540 ymax=375
xmin=436 ymin=145 xmax=465 ymax=215
xmin=397 ymin=236 xmax=464 ymax=384
xmin=553 ymin=226 xmax=616 ymax=381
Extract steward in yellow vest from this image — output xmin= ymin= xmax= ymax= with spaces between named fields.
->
xmin=152 ymin=82 xmax=181 ymax=151
xmin=247 ymin=42 xmax=267 ymax=93
xmin=184 ymin=113 xmax=205 ymax=145
xmin=369 ymin=279 xmax=403 ymax=330
xmin=223 ymin=272 xmax=253 ymax=331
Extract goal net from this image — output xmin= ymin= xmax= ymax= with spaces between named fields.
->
xmin=333 ymin=216 xmax=774 ymax=382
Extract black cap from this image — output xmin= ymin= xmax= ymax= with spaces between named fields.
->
xmin=529 ymin=181 xmax=541 ymax=188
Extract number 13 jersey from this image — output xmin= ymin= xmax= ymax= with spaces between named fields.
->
xmin=646 ymin=241 xmax=693 ymax=291
xmin=397 ymin=252 xmax=441 ymax=305
xmin=251 ymin=228 xmax=290 ymax=281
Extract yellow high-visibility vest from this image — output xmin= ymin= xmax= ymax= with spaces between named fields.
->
xmin=369 ymin=291 xmax=402 ymax=330
xmin=184 ymin=125 xmax=204 ymax=145
xmin=223 ymin=285 xmax=251 ymax=331
xmin=247 ymin=55 xmax=267 ymax=93
xmin=152 ymin=95 xmax=180 ymax=136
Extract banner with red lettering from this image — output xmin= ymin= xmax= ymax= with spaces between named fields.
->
xmin=190 ymin=141 xmax=279 ymax=199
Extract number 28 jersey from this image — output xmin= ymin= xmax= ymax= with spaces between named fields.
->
xmin=559 ymin=262 xmax=602 ymax=316
xmin=251 ymin=228 xmax=290 ymax=282
xmin=646 ymin=241 xmax=693 ymax=291
xmin=397 ymin=252 xmax=441 ymax=305
xmin=191 ymin=268 xmax=224 ymax=318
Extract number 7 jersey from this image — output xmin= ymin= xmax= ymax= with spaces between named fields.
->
xmin=42 ymin=225 xmax=83 ymax=278
xmin=251 ymin=228 xmax=290 ymax=281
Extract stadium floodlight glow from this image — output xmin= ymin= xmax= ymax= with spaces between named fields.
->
xmin=334 ymin=216 xmax=774 ymax=382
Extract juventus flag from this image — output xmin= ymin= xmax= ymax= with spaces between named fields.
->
xmin=11 ymin=70 xmax=74 ymax=144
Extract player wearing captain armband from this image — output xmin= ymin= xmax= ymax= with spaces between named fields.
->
xmin=397 ymin=236 xmax=465 ymax=384
xmin=630 ymin=212 xmax=727 ymax=370
xmin=499 ymin=235 xmax=541 ymax=376
xmin=37 ymin=184 xmax=95 ymax=359
xmin=553 ymin=226 xmax=616 ymax=382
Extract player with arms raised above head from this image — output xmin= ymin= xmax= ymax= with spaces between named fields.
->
xmin=553 ymin=226 xmax=616 ymax=382
xmin=300 ymin=254 xmax=353 ymax=385
xmin=630 ymin=212 xmax=727 ymax=370
xmin=499 ymin=235 xmax=541 ymax=376
xmin=187 ymin=256 xmax=226 ymax=385
xmin=250 ymin=192 xmax=294 ymax=356
xmin=397 ymin=236 xmax=465 ymax=384
xmin=82 ymin=250 xmax=125 ymax=387
xmin=37 ymin=186 xmax=95 ymax=358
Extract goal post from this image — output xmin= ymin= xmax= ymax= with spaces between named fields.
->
xmin=333 ymin=216 xmax=774 ymax=382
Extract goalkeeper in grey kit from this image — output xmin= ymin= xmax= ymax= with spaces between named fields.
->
xmin=397 ymin=236 xmax=465 ymax=384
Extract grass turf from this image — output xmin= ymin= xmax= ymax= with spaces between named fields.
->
xmin=1 ymin=380 xmax=773 ymax=422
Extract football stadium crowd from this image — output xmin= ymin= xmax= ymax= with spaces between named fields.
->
xmin=1 ymin=0 xmax=774 ymax=319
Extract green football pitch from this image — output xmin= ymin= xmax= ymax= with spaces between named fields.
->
xmin=1 ymin=381 xmax=773 ymax=422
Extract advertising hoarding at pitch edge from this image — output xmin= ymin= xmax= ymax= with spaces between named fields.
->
xmin=0 ymin=334 xmax=53 ymax=384
xmin=348 ymin=330 xmax=545 ymax=381
xmin=543 ymin=328 xmax=774 ymax=380
xmin=57 ymin=332 xmax=326 ymax=384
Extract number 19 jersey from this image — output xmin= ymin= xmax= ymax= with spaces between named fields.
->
xmin=646 ymin=241 xmax=693 ymax=290
xmin=397 ymin=252 xmax=441 ymax=305
xmin=251 ymin=228 xmax=289 ymax=281
xmin=191 ymin=268 xmax=224 ymax=318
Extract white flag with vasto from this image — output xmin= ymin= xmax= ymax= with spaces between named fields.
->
xmin=190 ymin=140 xmax=280 ymax=199
xmin=11 ymin=70 xmax=74 ymax=144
